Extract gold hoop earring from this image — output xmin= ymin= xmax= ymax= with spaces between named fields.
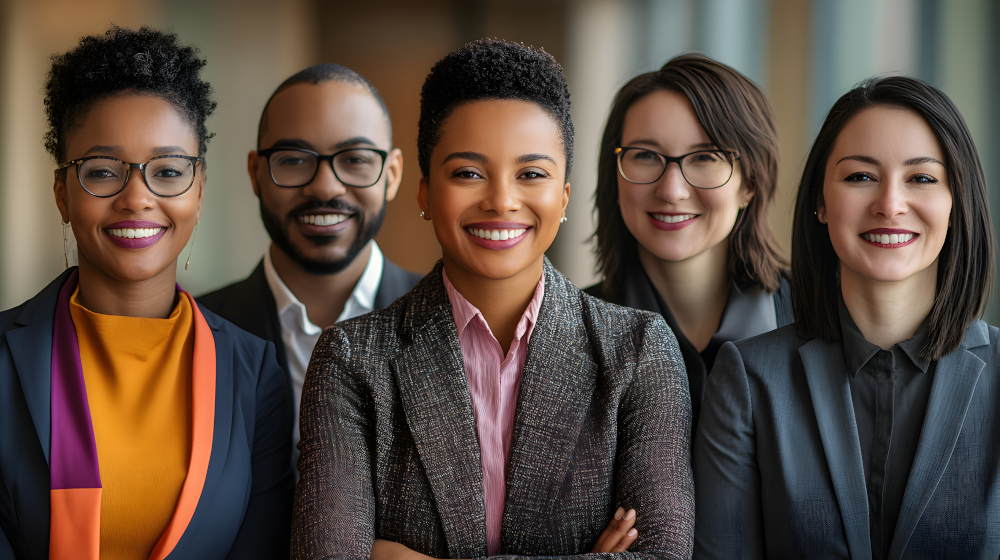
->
xmin=62 ymin=221 xmax=70 ymax=269
xmin=186 ymin=221 xmax=199 ymax=270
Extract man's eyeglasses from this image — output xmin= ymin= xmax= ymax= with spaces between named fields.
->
xmin=57 ymin=155 xmax=204 ymax=198
xmin=615 ymin=147 xmax=739 ymax=190
xmin=257 ymin=147 xmax=389 ymax=188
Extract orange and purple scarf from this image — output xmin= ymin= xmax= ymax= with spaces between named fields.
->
xmin=49 ymin=270 xmax=217 ymax=560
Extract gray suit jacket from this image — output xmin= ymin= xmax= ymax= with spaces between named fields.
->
xmin=693 ymin=321 xmax=1000 ymax=559
xmin=292 ymin=259 xmax=695 ymax=559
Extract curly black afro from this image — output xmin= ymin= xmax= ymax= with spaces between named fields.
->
xmin=43 ymin=25 xmax=216 ymax=162
xmin=417 ymin=38 xmax=573 ymax=179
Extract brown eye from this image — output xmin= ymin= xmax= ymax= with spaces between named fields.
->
xmin=845 ymin=172 xmax=877 ymax=182
xmin=911 ymin=173 xmax=938 ymax=184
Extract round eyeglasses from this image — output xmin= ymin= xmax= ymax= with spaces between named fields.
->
xmin=257 ymin=147 xmax=389 ymax=188
xmin=615 ymin=147 xmax=739 ymax=189
xmin=57 ymin=155 xmax=204 ymax=198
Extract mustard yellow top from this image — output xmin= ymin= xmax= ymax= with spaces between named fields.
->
xmin=70 ymin=287 xmax=193 ymax=560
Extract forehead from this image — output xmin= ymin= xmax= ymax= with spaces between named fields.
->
xmin=67 ymin=94 xmax=198 ymax=154
xmin=832 ymin=107 xmax=943 ymax=161
xmin=261 ymin=81 xmax=390 ymax=148
xmin=623 ymin=89 xmax=707 ymax=142
xmin=436 ymin=99 xmax=564 ymax=163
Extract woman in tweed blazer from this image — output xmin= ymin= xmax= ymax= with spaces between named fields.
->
xmin=292 ymin=40 xmax=695 ymax=559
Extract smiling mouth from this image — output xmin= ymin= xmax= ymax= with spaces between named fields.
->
xmin=466 ymin=227 xmax=528 ymax=241
xmin=299 ymin=214 xmax=349 ymax=226
xmin=651 ymin=213 xmax=698 ymax=224
xmin=107 ymin=227 xmax=164 ymax=239
xmin=861 ymin=232 xmax=917 ymax=245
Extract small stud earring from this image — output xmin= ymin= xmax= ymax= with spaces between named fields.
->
xmin=560 ymin=216 xmax=568 ymax=224
xmin=420 ymin=211 xmax=425 ymax=218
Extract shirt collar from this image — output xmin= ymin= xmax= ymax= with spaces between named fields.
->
xmin=261 ymin=241 xmax=384 ymax=335
xmin=838 ymin=294 xmax=932 ymax=377
xmin=441 ymin=267 xmax=545 ymax=343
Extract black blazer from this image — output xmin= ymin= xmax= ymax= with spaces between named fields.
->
xmin=694 ymin=321 xmax=1000 ymax=559
xmin=0 ymin=269 xmax=294 ymax=559
xmin=197 ymin=256 xmax=423 ymax=376
xmin=291 ymin=259 xmax=695 ymax=559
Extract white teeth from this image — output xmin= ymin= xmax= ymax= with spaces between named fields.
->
xmin=108 ymin=227 xmax=163 ymax=239
xmin=466 ymin=227 xmax=528 ymax=241
xmin=299 ymin=214 xmax=349 ymax=226
xmin=863 ymin=232 xmax=914 ymax=245
xmin=652 ymin=213 xmax=697 ymax=224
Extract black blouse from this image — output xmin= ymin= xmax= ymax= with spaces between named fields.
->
xmin=584 ymin=259 xmax=793 ymax=430
xmin=838 ymin=297 xmax=934 ymax=560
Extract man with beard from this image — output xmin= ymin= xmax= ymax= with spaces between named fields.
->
xmin=199 ymin=64 xmax=422 ymax=476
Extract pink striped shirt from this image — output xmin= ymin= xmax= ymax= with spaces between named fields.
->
xmin=442 ymin=268 xmax=545 ymax=555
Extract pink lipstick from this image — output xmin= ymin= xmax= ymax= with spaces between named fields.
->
xmin=648 ymin=212 xmax=699 ymax=231
xmin=860 ymin=228 xmax=918 ymax=248
xmin=105 ymin=220 xmax=167 ymax=249
xmin=465 ymin=221 xmax=532 ymax=250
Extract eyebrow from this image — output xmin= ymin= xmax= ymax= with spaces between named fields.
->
xmin=515 ymin=153 xmax=556 ymax=165
xmin=836 ymin=154 xmax=944 ymax=167
xmin=82 ymin=145 xmax=190 ymax=157
xmin=624 ymin=139 xmax=719 ymax=151
xmin=267 ymin=136 xmax=378 ymax=151
xmin=442 ymin=151 xmax=488 ymax=165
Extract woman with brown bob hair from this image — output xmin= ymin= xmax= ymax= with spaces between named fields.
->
xmin=587 ymin=54 xmax=789 ymax=427
xmin=694 ymin=76 xmax=998 ymax=558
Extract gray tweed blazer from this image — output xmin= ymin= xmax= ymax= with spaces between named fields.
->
xmin=291 ymin=258 xmax=694 ymax=559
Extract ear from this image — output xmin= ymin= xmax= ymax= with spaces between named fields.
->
xmin=562 ymin=181 xmax=571 ymax=216
xmin=384 ymin=147 xmax=403 ymax=203
xmin=816 ymin=193 xmax=828 ymax=224
xmin=247 ymin=150 xmax=262 ymax=198
xmin=53 ymin=169 xmax=70 ymax=223
xmin=194 ymin=163 xmax=206 ymax=221
xmin=417 ymin=176 xmax=430 ymax=219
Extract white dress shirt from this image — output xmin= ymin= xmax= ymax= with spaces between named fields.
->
xmin=263 ymin=242 xmax=384 ymax=477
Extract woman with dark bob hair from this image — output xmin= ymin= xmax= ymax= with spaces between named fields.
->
xmin=694 ymin=76 xmax=997 ymax=558
xmin=586 ymin=54 xmax=790 ymax=430
xmin=0 ymin=27 xmax=293 ymax=559
xmin=292 ymin=39 xmax=694 ymax=558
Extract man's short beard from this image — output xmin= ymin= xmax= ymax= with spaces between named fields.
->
xmin=260 ymin=193 xmax=386 ymax=275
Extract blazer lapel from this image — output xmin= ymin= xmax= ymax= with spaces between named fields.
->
xmin=800 ymin=338 xmax=872 ymax=560
xmin=886 ymin=323 xmax=987 ymax=560
xmin=499 ymin=262 xmax=597 ymax=551
xmin=391 ymin=266 xmax=487 ymax=558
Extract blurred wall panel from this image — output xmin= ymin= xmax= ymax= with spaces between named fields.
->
xmin=312 ymin=0 xmax=567 ymax=278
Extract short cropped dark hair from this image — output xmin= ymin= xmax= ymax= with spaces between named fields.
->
xmin=417 ymin=38 xmax=573 ymax=179
xmin=594 ymin=54 xmax=785 ymax=297
xmin=791 ymin=76 xmax=995 ymax=361
xmin=257 ymin=63 xmax=391 ymax=149
xmin=44 ymin=25 xmax=216 ymax=162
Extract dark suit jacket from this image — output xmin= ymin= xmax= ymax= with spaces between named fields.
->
xmin=197 ymin=256 xmax=423 ymax=375
xmin=0 ymin=269 xmax=294 ymax=560
xmin=291 ymin=259 xmax=695 ymax=559
xmin=693 ymin=321 xmax=1000 ymax=559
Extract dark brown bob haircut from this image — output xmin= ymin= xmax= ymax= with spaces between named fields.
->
xmin=593 ymin=54 xmax=785 ymax=297
xmin=791 ymin=76 xmax=995 ymax=361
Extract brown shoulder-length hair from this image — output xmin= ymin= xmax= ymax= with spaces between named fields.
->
xmin=593 ymin=53 xmax=785 ymax=297
xmin=791 ymin=76 xmax=995 ymax=361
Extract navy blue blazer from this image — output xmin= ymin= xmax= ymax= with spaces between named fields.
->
xmin=0 ymin=269 xmax=294 ymax=560
xmin=693 ymin=321 xmax=1000 ymax=559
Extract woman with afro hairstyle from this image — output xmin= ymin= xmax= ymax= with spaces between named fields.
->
xmin=586 ymin=55 xmax=790 ymax=435
xmin=0 ymin=26 xmax=293 ymax=559
xmin=292 ymin=39 xmax=694 ymax=559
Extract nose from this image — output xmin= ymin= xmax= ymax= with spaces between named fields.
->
xmin=871 ymin=177 xmax=908 ymax=219
xmin=113 ymin=166 xmax=156 ymax=213
xmin=300 ymin=159 xmax=348 ymax=201
xmin=480 ymin=176 xmax=520 ymax=215
xmin=652 ymin=161 xmax=692 ymax=203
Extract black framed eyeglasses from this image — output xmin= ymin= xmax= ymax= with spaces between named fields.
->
xmin=57 ymin=155 xmax=204 ymax=198
xmin=615 ymin=147 xmax=740 ymax=189
xmin=257 ymin=147 xmax=389 ymax=188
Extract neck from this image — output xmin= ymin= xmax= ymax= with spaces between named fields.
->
xmin=75 ymin=257 xmax=178 ymax=319
xmin=639 ymin=240 xmax=730 ymax=352
xmin=840 ymin=260 xmax=937 ymax=349
xmin=270 ymin=242 xmax=371 ymax=328
xmin=442 ymin=254 xmax=542 ymax=355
